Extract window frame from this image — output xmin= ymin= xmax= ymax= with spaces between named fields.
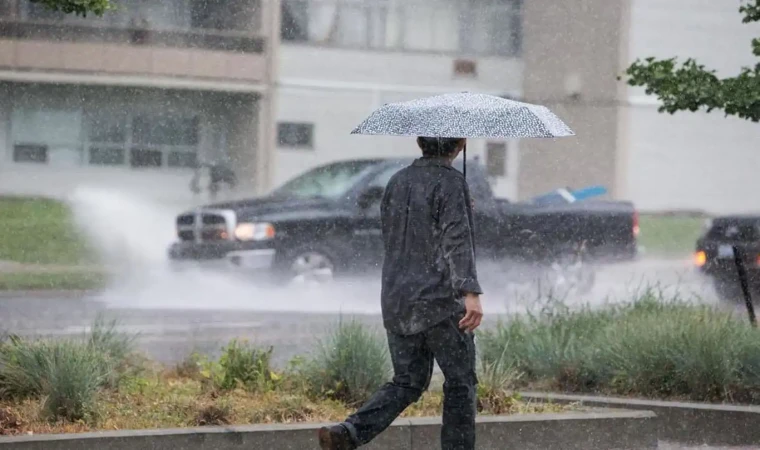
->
xmin=10 ymin=107 xmax=85 ymax=166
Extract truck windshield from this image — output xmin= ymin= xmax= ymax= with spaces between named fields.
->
xmin=270 ymin=160 xmax=378 ymax=199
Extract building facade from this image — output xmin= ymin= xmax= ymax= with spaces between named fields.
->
xmin=0 ymin=0 xmax=277 ymax=207
xmin=273 ymin=0 xmax=525 ymax=199
xmin=5 ymin=0 xmax=749 ymax=214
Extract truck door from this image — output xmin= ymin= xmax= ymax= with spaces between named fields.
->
xmin=351 ymin=164 xmax=404 ymax=270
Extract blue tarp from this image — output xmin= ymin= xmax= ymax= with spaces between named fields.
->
xmin=532 ymin=185 xmax=608 ymax=206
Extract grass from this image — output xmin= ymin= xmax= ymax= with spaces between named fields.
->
xmin=638 ymin=215 xmax=704 ymax=256
xmin=0 ymin=320 xmax=568 ymax=436
xmin=478 ymin=288 xmax=760 ymax=403
xmin=0 ymin=196 xmax=93 ymax=265
xmin=0 ymin=272 xmax=108 ymax=291
xmin=0 ymin=319 xmax=139 ymax=423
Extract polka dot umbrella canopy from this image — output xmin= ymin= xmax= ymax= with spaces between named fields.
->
xmin=350 ymin=92 xmax=575 ymax=139
xmin=350 ymin=92 xmax=574 ymax=177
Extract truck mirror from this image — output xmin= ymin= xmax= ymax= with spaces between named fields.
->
xmin=357 ymin=186 xmax=384 ymax=209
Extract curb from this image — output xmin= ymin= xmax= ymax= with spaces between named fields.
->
xmin=0 ymin=410 xmax=658 ymax=450
xmin=521 ymin=392 xmax=760 ymax=446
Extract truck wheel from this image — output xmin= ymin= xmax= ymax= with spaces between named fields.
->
xmin=280 ymin=247 xmax=336 ymax=287
xmin=542 ymin=252 xmax=596 ymax=297
xmin=713 ymin=277 xmax=744 ymax=303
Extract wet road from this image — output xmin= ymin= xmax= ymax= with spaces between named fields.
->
xmin=0 ymin=257 xmax=714 ymax=366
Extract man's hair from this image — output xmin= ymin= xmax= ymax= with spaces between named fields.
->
xmin=417 ymin=137 xmax=463 ymax=157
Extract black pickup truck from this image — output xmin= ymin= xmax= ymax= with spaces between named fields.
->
xmin=168 ymin=158 xmax=638 ymax=293
xmin=695 ymin=215 xmax=760 ymax=302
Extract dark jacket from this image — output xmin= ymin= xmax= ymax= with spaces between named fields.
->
xmin=380 ymin=157 xmax=483 ymax=335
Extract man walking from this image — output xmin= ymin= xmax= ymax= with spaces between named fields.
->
xmin=318 ymin=136 xmax=483 ymax=450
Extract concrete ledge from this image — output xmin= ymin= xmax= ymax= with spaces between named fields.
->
xmin=0 ymin=410 xmax=657 ymax=450
xmin=522 ymin=391 xmax=760 ymax=446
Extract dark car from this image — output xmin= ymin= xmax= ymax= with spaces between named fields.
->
xmin=695 ymin=215 xmax=760 ymax=302
xmin=168 ymin=158 xmax=639 ymax=294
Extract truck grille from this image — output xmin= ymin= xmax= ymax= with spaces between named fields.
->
xmin=177 ymin=211 xmax=235 ymax=242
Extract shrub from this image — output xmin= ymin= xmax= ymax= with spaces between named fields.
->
xmin=87 ymin=317 xmax=140 ymax=388
xmin=39 ymin=341 xmax=109 ymax=422
xmin=200 ymin=340 xmax=278 ymax=393
xmin=304 ymin=318 xmax=391 ymax=406
xmin=0 ymin=339 xmax=108 ymax=421
xmin=476 ymin=340 xmax=523 ymax=414
xmin=477 ymin=287 xmax=760 ymax=403
xmin=172 ymin=352 xmax=205 ymax=380
xmin=194 ymin=401 xmax=231 ymax=426
xmin=0 ymin=407 xmax=21 ymax=435
xmin=0 ymin=319 xmax=138 ymax=422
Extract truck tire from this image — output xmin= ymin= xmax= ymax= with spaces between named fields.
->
xmin=540 ymin=248 xmax=596 ymax=297
xmin=276 ymin=245 xmax=338 ymax=287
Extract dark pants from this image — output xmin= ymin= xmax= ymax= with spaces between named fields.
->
xmin=342 ymin=313 xmax=478 ymax=450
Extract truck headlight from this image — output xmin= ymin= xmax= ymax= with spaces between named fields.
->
xmin=234 ymin=222 xmax=275 ymax=241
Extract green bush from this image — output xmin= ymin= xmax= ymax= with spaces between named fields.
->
xmin=0 ymin=339 xmax=108 ymax=421
xmin=87 ymin=317 xmax=140 ymax=388
xmin=304 ymin=318 xmax=391 ymax=406
xmin=195 ymin=340 xmax=278 ymax=393
xmin=0 ymin=318 xmax=138 ymax=422
xmin=477 ymin=288 xmax=760 ymax=403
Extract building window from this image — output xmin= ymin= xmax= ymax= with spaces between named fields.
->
xmin=89 ymin=147 xmax=126 ymax=165
xmin=486 ymin=141 xmax=507 ymax=177
xmin=278 ymin=122 xmax=314 ymax=149
xmin=130 ymin=148 xmax=164 ymax=168
xmin=87 ymin=111 xmax=128 ymax=166
xmin=11 ymin=108 xmax=83 ymax=166
xmin=11 ymin=100 xmax=206 ymax=171
xmin=131 ymin=114 xmax=199 ymax=168
xmin=280 ymin=0 xmax=522 ymax=57
xmin=13 ymin=144 xmax=48 ymax=163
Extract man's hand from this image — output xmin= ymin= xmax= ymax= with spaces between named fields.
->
xmin=459 ymin=293 xmax=483 ymax=333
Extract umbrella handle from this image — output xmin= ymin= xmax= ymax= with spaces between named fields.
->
xmin=463 ymin=142 xmax=467 ymax=179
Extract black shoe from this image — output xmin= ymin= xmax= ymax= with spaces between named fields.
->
xmin=318 ymin=424 xmax=355 ymax=450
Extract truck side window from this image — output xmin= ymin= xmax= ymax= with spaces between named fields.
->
xmin=368 ymin=165 xmax=403 ymax=190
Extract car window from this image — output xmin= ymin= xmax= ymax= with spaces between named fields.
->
xmin=367 ymin=164 xmax=404 ymax=190
xmin=271 ymin=160 xmax=378 ymax=199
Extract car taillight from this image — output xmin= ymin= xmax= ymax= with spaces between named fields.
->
xmin=756 ymin=254 xmax=760 ymax=267
xmin=695 ymin=250 xmax=707 ymax=267
xmin=633 ymin=211 xmax=640 ymax=237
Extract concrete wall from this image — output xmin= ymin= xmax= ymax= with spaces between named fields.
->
xmin=0 ymin=411 xmax=658 ymax=450
xmin=624 ymin=0 xmax=760 ymax=214
xmin=274 ymin=40 xmax=523 ymax=199
xmin=518 ymin=0 xmax=628 ymax=201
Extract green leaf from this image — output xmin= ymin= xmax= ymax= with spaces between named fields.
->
xmin=622 ymin=0 xmax=760 ymax=122
xmin=28 ymin=0 xmax=116 ymax=17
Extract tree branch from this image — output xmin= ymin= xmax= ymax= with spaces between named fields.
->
xmin=622 ymin=0 xmax=760 ymax=122
xmin=29 ymin=0 xmax=115 ymax=17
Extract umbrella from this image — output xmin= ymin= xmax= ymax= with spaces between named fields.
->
xmin=350 ymin=92 xmax=574 ymax=176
